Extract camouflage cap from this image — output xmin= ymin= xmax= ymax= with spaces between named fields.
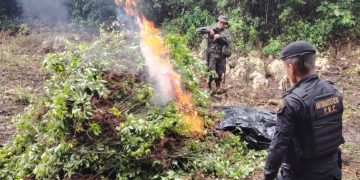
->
xmin=280 ymin=41 xmax=316 ymax=60
xmin=217 ymin=15 xmax=229 ymax=24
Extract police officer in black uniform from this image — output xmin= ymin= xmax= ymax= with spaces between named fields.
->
xmin=264 ymin=41 xmax=344 ymax=180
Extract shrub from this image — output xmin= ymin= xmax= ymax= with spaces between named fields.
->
xmin=262 ymin=38 xmax=283 ymax=56
xmin=162 ymin=6 xmax=212 ymax=47
xmin=160 ymin=0 xmax=360 ymax=50
xmin=71 ymin=0 xmax=117 ymax=27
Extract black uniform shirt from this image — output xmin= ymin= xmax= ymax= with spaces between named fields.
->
xmin=264 ymin=74 xmax=321 ymax=180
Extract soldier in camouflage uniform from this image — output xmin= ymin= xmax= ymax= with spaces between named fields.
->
xmin=197 ymin=15 xmax=232 ymax=92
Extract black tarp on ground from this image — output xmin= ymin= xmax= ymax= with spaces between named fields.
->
xmin=215 ymin=105 xmax=277 ymax=150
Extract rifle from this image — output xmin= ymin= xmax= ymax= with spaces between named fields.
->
xmin=196 ymin=27 xmax=211 ymax=34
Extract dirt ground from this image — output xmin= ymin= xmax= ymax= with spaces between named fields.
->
xmin=0 ymin=31 xmax=359 ymax=179
xmin=0 ymin=29 xmax=92 ymax=145
xmin=0 ymin=31 xmax=48 ymax=144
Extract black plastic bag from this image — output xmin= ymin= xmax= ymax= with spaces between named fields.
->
xmin=215 ymin=105 xmax=277 ymax=150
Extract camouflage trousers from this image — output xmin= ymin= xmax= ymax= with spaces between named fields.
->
xmin=207 ymin=52 xmax=226 ymax=88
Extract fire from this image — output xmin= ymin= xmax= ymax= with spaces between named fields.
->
xmin=114 ymin=0 xmax=137 ymax=16
xmin=115 ymin=0 xmax=204 ymax=135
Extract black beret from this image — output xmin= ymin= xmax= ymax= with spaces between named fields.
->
xmin=280 ymin=41 xmax=316 ymax=60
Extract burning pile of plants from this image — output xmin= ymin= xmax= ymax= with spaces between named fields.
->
xmin=0 ymin=30 xmax=265 ymax=179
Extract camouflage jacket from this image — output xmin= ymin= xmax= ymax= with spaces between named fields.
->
xmin=202 ymin=25 xmax=232 ymax=54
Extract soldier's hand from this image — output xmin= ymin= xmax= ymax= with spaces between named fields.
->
xmin=214 ymin=34 xmax=220 ymax=39
xmin=209 ymin=30 xmax=215 ymax=36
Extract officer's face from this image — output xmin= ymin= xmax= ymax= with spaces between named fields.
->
xmin=217 ymin=21 xmax=226 ymax=29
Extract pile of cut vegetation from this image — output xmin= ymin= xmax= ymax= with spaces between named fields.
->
xmin=0 ymin=30 xmax=265 ymax=179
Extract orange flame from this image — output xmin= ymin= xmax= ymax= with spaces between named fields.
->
xmin=115 ymin=1 xmax=204 ymax=135
xmin=115 ymin=0 xmax=137 ymax=16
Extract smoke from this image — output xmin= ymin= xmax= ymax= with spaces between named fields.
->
xmin=16 ymin=0 xmax=71 ymax=26
xmin=140 ymin=42 xmax=175 ymax=106
xmin=116 ymin=7 xmax=139 ymax=31
xmin=115 ymin=5 xmax=172 ymax=106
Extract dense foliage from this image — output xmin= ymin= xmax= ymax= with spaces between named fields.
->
xmin=71 ymin=0 xmax=117 ymax=27
xmin=158 ymin=0 xmax=360 ymax=54
xmin=2 ymin=0 xmax=359 ymax=53
xmin=0 ymin=0 xmax=19 ymax=20
xmin=0 ymin=0 xmax=20 ymax=31
xmin=0 ymin=0 xmax=118 ymax=29
xmin=0 ymin=31 xmax=265 ymax=179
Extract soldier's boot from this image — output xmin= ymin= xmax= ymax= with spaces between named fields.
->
xmin=215 ymin=77 xmax=223 ymax=94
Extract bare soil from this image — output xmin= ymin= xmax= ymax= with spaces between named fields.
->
xmin=0 ymin=31 xmax=48 ymax=145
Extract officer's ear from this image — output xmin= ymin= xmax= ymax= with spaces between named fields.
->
xmin=289 ymin=63 xmax=297 ymax=75
xmin=285 ymin=58 xmax=298 ymax=75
